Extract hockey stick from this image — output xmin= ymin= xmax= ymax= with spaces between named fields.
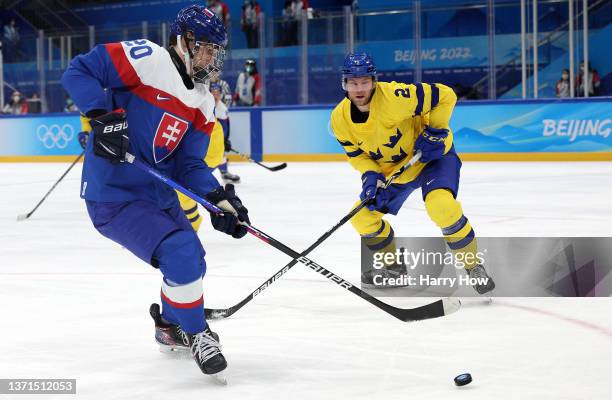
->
xmin=229 ymin=148 xmax=287 ymax=172
xmin=17 ymin=150 xmax=85 ymax=221
xmin=125 ymin=152 xmax=460 ymax=322
xmin=204 ymin=151 xmax=423 ymax=319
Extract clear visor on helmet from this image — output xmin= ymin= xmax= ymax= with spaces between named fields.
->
xmin=189 ymin=40 xmax=226 ymax=83
xmin=342 ymin=74 xmax=376 ymax=91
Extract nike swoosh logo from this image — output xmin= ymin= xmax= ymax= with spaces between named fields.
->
xmin=156 ymin=94 xmax=171 ymax=101
xmin=357 ymin=141 xmax=363 ymax=146
xmin=426 ymin=179 xmax=435 ymax=186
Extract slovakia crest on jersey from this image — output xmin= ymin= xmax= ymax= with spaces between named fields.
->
xmin=153 ymin=112 xmax=190 ymax=163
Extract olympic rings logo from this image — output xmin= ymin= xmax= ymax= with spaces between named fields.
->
xmin=36 ymin=124 xmax=75 ymax=149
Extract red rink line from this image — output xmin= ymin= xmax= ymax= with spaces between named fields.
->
xmin=495 ymin=300 xmax=612 ymax=339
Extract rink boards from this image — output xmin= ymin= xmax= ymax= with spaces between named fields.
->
xmin=1 ymin=97 xmax=611 ymax=162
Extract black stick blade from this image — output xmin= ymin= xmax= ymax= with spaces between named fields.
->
xmin=266 ymin=162 xmax=287 ymax=171
xmin=393 ymin=297 xmax=461 ymax=322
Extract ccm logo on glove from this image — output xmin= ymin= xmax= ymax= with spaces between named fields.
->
xmin=413 ymin=126 xmax=449 ymax=163
xmin=420 ymin=130 xmax=446 ymax=142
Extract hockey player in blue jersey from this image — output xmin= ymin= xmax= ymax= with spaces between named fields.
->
xmin=61 ymin=5 xmax=244 ymax=381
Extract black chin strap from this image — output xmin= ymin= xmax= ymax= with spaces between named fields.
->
xmin=168 ymin=46 xmax=194 ymax=90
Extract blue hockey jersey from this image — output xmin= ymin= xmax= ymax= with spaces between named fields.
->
xmin=61 ymin=39 xmax=220 ymax=209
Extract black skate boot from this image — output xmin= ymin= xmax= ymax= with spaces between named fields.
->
xmin=150 ymin=303 xmax=189 ymax=353
xmin=150 ymin=303 xmax=220 ymax=354
xmin=221 ymin=171 xmax=240 ymax=184
xmin=361 ymin=261 xmax=408 ymax=289
xmin=189 ymin=328 xmax=228 ymax=384
xmin=467 ymin=264 xmax=496 ymax=294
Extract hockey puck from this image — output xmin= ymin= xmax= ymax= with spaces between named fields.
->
xmin=454 ymin=373 xmax=472 ymax=386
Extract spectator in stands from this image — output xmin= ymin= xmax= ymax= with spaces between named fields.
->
xmin=27 ymin=92 xmax=42 ymax=114
xmin=278 ymin=1 xmax=309 ymax=46
xmin=3 ymin=90 xmax=28 ymax=114
xmin=291 ymin=0 xmax=310 ymax=18
xmin=63 ymin=95 xmax=78 ymax=112
xmin=3 ymin=18 xmax=21 ymax=62
xmin=233 ymin=59 xmax=261 ymax=106
xmin=280 ymin=1 xmax=298 ymax=46
xmin=555 ymin=69 xmax=570 ymax=98
xmin=576 ymin=62 xmax=601 ymax=97
xmin=240 ymin=0 xmax=261 ymax=48
xmin=206 ymin=0 xmax=231 ymax=32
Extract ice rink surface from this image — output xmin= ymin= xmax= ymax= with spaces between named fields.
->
xmin=1 ymin=160 xmax=612 ymax=400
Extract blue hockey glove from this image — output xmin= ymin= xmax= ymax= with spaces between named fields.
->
xmin=90 ymin=110 xmax=129 ymax=163
xmin=414 ymin=126 xmax=448 ymax=163
xmin=205 ymin=184 xmax=250 ymax=238
xmin=78 ymin=131 xmax=89 ymax=150
xmin=360 ymin=171 xmax=389 ymax=211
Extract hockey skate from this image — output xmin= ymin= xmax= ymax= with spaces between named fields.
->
xmin=221 ymin=171 xmax=240 ymax=184
xmin=467 ymin=264 xmax=496 ymax=294
xmin=189 ymin=329 xmax=228 ymax=384
xmin=150 ymin=303 xmax=190 ymax=353
xmin=361 ymin=261 xmax=408 ymax=289
xmin=150 ymin=303 xmax=220 ymax=354
xmin=151 ymin=304 xmax=226 ymax=383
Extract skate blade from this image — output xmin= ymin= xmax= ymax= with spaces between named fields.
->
xmin=158 ymin=344 xmax=190 ymax=357
xmin=209 ymin=371 xmax=228 ymax=385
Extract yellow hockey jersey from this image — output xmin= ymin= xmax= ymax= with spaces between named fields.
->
xmin=204 ymin=121 xmax=225 ymax=168
xmin=330 ymin=81 xmax=456 ymax=184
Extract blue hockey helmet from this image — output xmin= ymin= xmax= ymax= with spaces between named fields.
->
xmin=171 ymin=5 xmax=227 ymax=47
xmin=341 ymin=53 xmax=377 ymax=90
xmin=171 ymin=5 xmax=228 ymax=82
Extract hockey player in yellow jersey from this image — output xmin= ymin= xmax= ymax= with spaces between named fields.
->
xmin=330 ymin=53 xmax=495 ymax=295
